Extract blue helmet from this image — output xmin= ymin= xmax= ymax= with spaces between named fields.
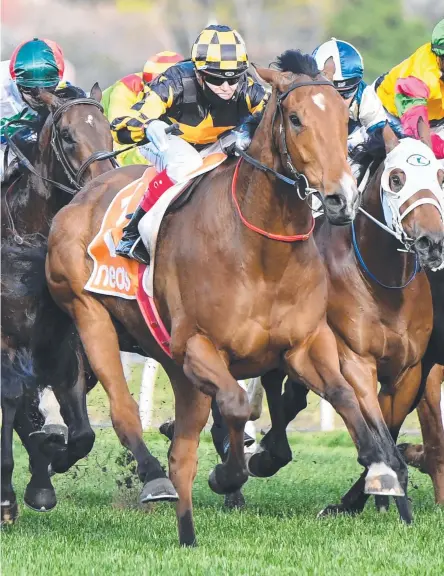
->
xmin=312 ymin=38 xmax=363 ymax=95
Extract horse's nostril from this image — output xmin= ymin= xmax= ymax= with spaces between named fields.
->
xmin=415 ymin=236 xmax=432 ymax=252
xmin=324 ymin=194 xmax=345 ymax=210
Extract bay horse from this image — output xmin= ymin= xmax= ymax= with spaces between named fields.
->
xmin=246 ymin=133 xmax=444 ymax=523
xmin=398 ymin=267 xmax=444 ymax=505
xmin=1 ymin=84 xmax=115 ymax=524
xmin=37 ymin=51 xmax=399 ymax=546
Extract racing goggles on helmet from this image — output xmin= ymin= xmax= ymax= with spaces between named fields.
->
xmin=201 ymin=70 xmax=244 ymax=86
xmin=334 ymin=77 xmax=360 ymax=100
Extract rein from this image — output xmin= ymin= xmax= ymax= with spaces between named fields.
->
xmin=232 ymin=79 xmax=334 ymax=242
xmin=351 ymin=221 xmax=419 ymax=289
xmin=232 ymin=158 xmax=315 ymax=241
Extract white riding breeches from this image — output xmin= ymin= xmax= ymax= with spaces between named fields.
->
xmin=139 ymin=134 xmax=203 ymax=183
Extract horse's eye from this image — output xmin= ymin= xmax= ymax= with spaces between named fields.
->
xmin=61 ymin=129 xmax=75 ymax=145
xmin=390 ymin=173 xmax=404 ymax=192
xmin=289 ymin=114 xmax=301 ymax=128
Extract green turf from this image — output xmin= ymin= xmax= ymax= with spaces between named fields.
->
xmin=3 ymin=430 xmax=443 ymax=576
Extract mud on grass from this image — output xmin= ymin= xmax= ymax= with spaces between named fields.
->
xmin=3 ymin=430 xmax=443 ymax=576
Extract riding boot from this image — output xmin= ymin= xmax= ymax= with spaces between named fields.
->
xmin=116 ymin=168 xmax=174 ymax=264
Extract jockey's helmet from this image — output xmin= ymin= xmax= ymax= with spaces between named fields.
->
xmin=9 ymin=38 xmax=65 ymax=89
xmin=143 ymin=51 xmax=184 ymax=84
xmin=313 ymin=38 xmax=364 ymax=98
xmin=431 ymin=19 xmax=444 ymax=56
xmin=191 ymin=24 xmax=248 ymax=83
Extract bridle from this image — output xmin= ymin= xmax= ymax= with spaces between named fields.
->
xmin=4 ymin=97 xmax=118 ymax=196
xmin=236 ymin=78 xmax=335 ymax=201
xmin=50 ymin=97 xmax=119 ymax=190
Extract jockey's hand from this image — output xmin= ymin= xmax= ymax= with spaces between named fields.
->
xmin=145 ymin=120 xmax=170 ymax=152
xmin=234 ymin=127 xmax=252 ymax=152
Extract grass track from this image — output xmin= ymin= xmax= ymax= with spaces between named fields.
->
xmin=3 ymin=430 xmax=443 ymax=575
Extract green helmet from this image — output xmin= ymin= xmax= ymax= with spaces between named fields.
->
xmin=431 ymin=19 xmax=444 ymax=56
xmin=9 ymin=38 xmax=64 ymax=88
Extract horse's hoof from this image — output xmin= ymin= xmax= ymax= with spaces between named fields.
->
xmin=30 ymin=430 xmax=67 ymax=460
xmin=159 ymin=420 xmax=175 ymax=441
xmin=245 ymin=449 xmax=288 ymax=478
xmin=24 ymin=486 xmax=56 ymax=512
xmin=365 ymin=463 xmax=404 ymax=497
xmin=208 ymin=468 xmax=225 ymax=495
xmin=1 ymin=499 xmax=19 ymax=525
xmin=208 ymin=465 xmax=248 ymax=495
xmin=140 ymin=477 xmax=178 ymax=503
xmin=397 ymin=443 xmax=427 ymax=473
xmin=224 ymin=490 xmax=246 ymax=510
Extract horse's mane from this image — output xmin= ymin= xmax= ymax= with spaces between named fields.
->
xmin=274 ymin=50 xmax=320 ymax=78
xmin=349 ymin=129 xmax=387 ymax=188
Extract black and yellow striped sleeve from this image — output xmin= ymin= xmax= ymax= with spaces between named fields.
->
xmin=245 ymin=76 xmax=269 ymax=115
xmin=110 ymin=75 xmax=175 ymax=145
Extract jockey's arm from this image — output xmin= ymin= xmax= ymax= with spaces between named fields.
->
xmin=395 ymin=76 xmax=444 ymax=159
xmin=110 ymin=76 xmax=175 ymax=146
xmin=358 ymin=84 xmax=388 ymax=135
xmin=104 ymin=81 xmax=148 ymax=165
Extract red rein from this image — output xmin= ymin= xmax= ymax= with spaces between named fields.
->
xmin=231 ymin=158 xmax=315 ymax=242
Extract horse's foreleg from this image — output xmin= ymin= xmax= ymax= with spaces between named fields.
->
xmin=183 ymin=334 xmax=250 ymax=495
xmin=247 ymin=369 xmax=294 ymax=478
xmin=285 ymin=324 xmax=405 ymax=512
xmin=320 ymin=358 xmax=413 ymax=521
xmin=167 ymin=366 xmax=211 ymax=546
xmin=14 ymin=396 xmax=56 ymax=513
xmin=47 ymin=357 xmax=96 ymax=474
xmin=413 ymin=364 xmax=444 ymax=504
xmin=1 ymin=395 xmax=19 ymax=524
xmin=70 ymin=296 xmax=177 ymax=503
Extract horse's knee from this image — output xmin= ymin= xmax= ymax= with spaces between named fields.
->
xmin=217 ymin=387 xmax=250 ymax=427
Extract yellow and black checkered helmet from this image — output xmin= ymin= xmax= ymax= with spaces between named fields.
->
xmin=191 ymin=24 xmax=248 ymax=78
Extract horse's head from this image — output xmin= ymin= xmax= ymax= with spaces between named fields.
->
xmin=254 ymin=51 xmax=358 ymax=225
xmin=379 ymin=134 xmax=444 ymax=269
xmin=37 ymin=83 xmax=114 ymax=192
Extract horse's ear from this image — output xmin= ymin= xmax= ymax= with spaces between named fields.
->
xmin=253 ymin=65 xmax=281 ymax=88
xmin=321 ymin=56 xmax=336 ymax=82
xmin=417 ymin=116 xmax=433 ymax=149
xmin=382 ymin=123 xmax=399 ymax=154
xmin=90 ymin=82 xmax=102 ymax=103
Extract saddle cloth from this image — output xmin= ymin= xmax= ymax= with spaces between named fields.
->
xmin=84 ymin=147 xmax=227 ymax=356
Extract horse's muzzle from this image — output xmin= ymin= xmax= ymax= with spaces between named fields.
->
xmin=414 ymin=231 xmax=444 ymax=270
xmin=323 ymin=192 xmax=358 ymax=226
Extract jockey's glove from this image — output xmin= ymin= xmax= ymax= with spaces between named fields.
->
xmin=145 ymin=120 xmax=170 ymax=152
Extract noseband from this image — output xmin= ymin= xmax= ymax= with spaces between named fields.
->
xmin=236 ymin=79 xmax=335 ymax=200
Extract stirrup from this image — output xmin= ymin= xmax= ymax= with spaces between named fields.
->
xmin=129 ymin=237 xmax=150 ymax=265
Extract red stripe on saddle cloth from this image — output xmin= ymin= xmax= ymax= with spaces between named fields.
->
xmin=136 ymin=264 xmax=172 ymax=358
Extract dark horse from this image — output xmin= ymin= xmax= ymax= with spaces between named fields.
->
xmin=1 ymin=84 xmax=115 ymax=524
xmin=246 ymin=133 xmax=444 ymax=523
xmin=35 ymin=51 xmax=418 ymax=546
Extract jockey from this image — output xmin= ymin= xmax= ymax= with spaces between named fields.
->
xmin=312 ymin=38 xmax=390 ymax=151
xmin=111 ymin=24 xmax=268 ymax=263
xmin=1 ymin=38 xmax=76 ymax=182
xmin=375 ymin=19 xmax=444 ymax=159
xmin=101 ymin=51 xmax=184 ymax=166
